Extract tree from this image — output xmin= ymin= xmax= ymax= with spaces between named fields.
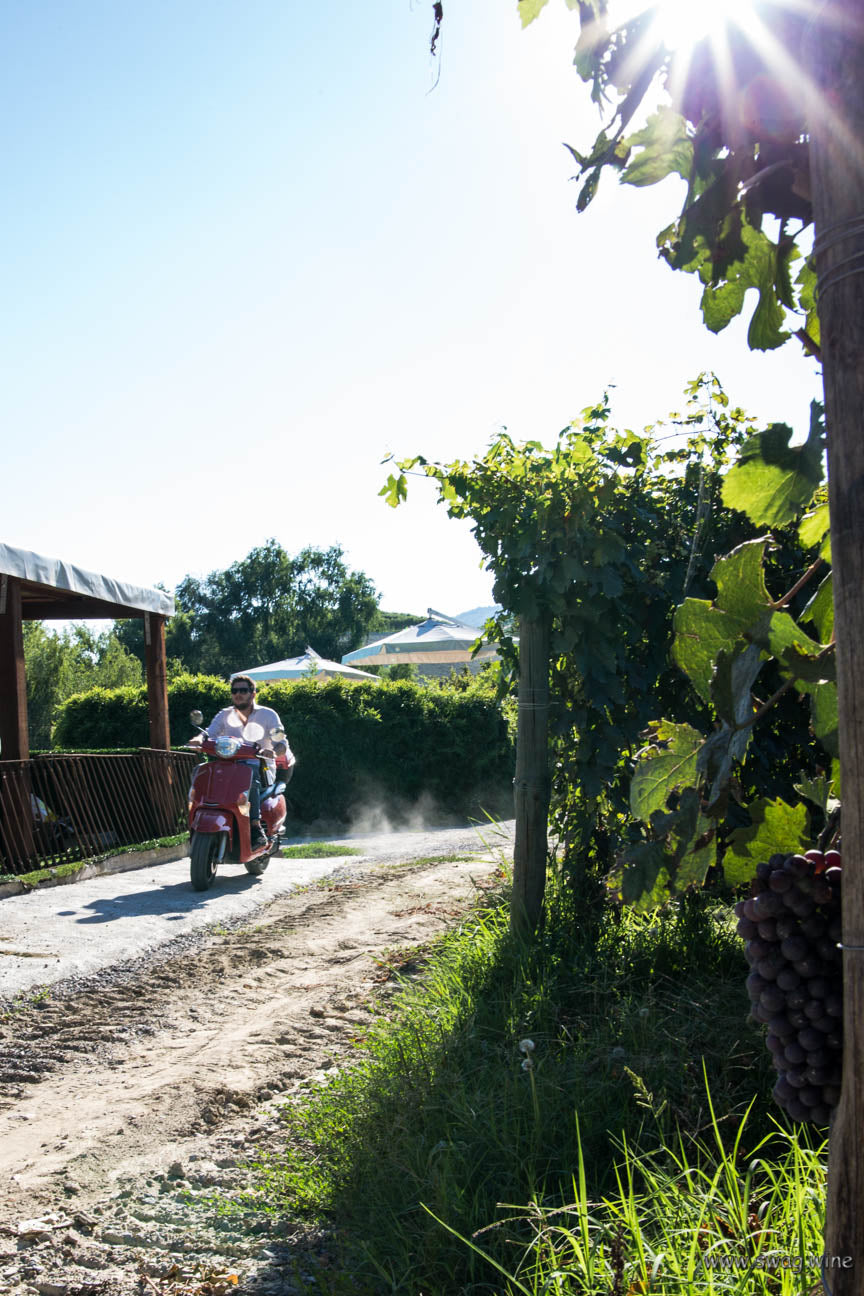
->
xmin=23 ymin=622 xmax=143 ymax=748
xmin=116 ymin=541 xmax=381 ymax=677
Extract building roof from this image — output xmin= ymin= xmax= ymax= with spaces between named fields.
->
xmin=0 ymin=542 xmax=175 ymax=619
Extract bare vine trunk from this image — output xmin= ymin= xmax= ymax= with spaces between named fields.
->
xmin=807 ymin=3 xmax=864 ymax=1286
xmin=511 ymin=614 xmax=550 ymax=936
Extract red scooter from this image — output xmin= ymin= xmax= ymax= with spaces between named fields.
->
xmin=186 ymin=710 xmax=292 ymax=891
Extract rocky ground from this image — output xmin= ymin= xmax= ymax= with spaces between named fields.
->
xmin=0 ymin=826 xmax=513 ymax=1295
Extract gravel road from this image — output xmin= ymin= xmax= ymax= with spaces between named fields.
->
xmin=0 ymin=822 xmax=511 ymax=1002
xmin=0 ymin=820 xmax=514 ymax=1295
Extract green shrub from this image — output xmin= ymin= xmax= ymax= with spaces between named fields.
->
xmin=52 ymin=675 xmax=514 ymax=827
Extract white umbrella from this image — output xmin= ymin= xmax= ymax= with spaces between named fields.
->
xmin=341 ymin=609 xmax=500 ymax=669
xmin=234 ymin=646 xmax=380 ymax=683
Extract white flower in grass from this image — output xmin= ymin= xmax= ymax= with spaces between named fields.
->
xmin=518 ymin=1038 xmax=535 ymax=1054
xmin=521 ymin=1057 xmax=534 ymax=1071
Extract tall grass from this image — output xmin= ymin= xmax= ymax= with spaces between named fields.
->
xmin=251 ymin=878 xmax=826 ymax=1294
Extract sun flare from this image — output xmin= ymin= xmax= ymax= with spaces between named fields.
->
xmin=648 ymin=0 xmax=760 ymax=50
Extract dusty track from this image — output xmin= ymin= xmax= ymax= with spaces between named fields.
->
xmin=0 ymin=837 xmax=511 ymax=1295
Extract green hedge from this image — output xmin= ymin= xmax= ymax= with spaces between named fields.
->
xmin=53 ymin=674 xmax=514 ymax=827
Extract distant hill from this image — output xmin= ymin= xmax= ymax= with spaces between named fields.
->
xmin=454 ymin=605 xmax=500 ymax=628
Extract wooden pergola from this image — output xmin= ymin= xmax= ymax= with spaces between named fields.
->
xmin=0 ymin=543 xmax=174 ymax=758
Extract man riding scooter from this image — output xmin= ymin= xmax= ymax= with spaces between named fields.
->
xmin=189 ymin=675 xmax=295 ymax=848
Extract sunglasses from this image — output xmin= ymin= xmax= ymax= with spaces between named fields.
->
xmin=231 ymin=686 xmax=251 ymax=694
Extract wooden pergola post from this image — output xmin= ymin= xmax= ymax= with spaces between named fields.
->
xmin=0 ymin=575 xmax=29 ymax=761
xmin=807 ymin=2 xmax=864 ymax=1285
xmin=144 ymin=613 xmax=170 ymax=751
xmin=511 ymin=613 xmax=551 ymax=936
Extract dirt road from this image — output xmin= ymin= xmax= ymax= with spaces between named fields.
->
xmin=0 ymin=823 xmax=513 ymax=1295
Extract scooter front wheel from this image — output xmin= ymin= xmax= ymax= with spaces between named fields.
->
xmin=190 ymin=832 xmax=223 ymax=891
xmin=244 ymin=854 xmax=270 ymax=877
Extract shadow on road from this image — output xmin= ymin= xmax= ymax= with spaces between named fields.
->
xmin=75 ymin=873 xmax=262 ymax=923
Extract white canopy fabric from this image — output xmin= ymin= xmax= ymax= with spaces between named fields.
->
xmin=234 ymin=646 xmax=379 ymax=683
xmin=0 ymin=542 xmax=175 ymax=617
xmin=342 ymin=609 xmax=499 ymax=668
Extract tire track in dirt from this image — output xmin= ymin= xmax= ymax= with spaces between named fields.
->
xmin=0 ymin=844 xmax=510 ymax=1295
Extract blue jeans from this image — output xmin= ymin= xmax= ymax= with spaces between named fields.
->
xmin=241 ymin=759 xmax=262 ymax=821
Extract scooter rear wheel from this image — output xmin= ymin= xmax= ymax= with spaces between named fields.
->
xmin=190 ymin=832 xmax=222 ymax=891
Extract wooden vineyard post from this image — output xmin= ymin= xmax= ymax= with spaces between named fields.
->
xmin=807 ymin=3 xmax=864 ymax=1285
xmin=511 ymin=614 xmax=551 ymax=937
xmin=144 ymin=613 xmax=171 ymax=752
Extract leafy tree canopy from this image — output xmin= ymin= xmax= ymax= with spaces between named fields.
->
xmin=116 ymin=540 xmax=380 ymax=678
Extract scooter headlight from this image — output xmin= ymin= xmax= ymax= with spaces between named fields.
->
xmin=215 ymin=735 xmax=242 ymax=758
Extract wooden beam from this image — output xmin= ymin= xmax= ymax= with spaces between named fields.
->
xmin=21 ymin=599 xmax=146 ymax=620
xmin=144 ymin=613 xmax=171 ymax=751
xmin=511 ymin=614 xmax=550 ymax=936
xmin=0 ymin=576 xmax=29 ymax=760
xmin=808 ymin=3 xmax=864 ymax=1287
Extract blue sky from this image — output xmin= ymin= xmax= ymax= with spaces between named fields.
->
xmin=2 ymin=0 xmax=820 ymax=621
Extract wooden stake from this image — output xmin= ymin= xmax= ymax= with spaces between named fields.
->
xmin=807 ymin=3 xmax=864 ymax=1286
xmin=511 ymin=614 xmax=550 ymax=936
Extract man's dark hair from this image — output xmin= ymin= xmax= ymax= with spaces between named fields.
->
xmin=231 ymin=674 xmax=256 ymax=692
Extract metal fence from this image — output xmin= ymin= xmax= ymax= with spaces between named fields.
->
xmin=0 ymin=749 xmax=198 ymax=876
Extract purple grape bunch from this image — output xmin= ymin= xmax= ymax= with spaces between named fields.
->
xmin=734 ymin=847 xmax=843 ymax=1125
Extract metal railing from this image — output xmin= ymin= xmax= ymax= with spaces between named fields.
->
xmin=0 ymin=749 xmax=198 ymax=876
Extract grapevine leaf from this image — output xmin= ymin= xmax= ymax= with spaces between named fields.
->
xmin=712 ymin=539 xmax=772 ymax=622
xmin=677 ymin=814 xmax=716 ymax=889
xmin=794 ymin=774 xmax=839 ymax=815
xmin=608 ymin=842 xmax=671 ymax=910
xmin=710 ymin=642 xmax=762 ymax=727
xmin=379 ymin=473 xmax=408 ymax=508
xmin=517 ymin=0 xmax=549 ymax=27
xmin=799 ymin=502 xmax=830 ymax=550
xmin=630 ymin=732 xmax=701 ymax=822
xmin=672 ymin=541 xmax=771 ymax=701
xmin=721 ymin=410 xmax=825 ymax=529
xmin=800 ymin=572 xmax=834 ymax=642
xmin=811 ymin=681 xmax=839 ymax=756
xmin=796 ymin=258 xmax=821 ymax=348
xmin=763 ymin=612 xmax=834 ymax=692
xmin=698 ymin=723 xmax=753 ymax=808
xmin=723 ymin=798 xmax=810 ymax=885
xmin=621 ymin=108 xmax=693 ymax=186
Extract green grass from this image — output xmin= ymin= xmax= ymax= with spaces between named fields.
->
xmin=228 ymin=879 xmax=825 ymax=1294
xmin=0 ymin=832 xmax=188 ymax=887
xmin=279 ymin=842 xmax=366 ymax=858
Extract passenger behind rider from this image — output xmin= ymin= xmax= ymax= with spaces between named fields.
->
xmin=189 ymin=675 xmax=294 ymax=849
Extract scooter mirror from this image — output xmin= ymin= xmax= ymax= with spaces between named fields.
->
xmin=271 ymin=727 xmax=286 ymax=744
xmin=190 ymin=710 xmax=204 ymax=725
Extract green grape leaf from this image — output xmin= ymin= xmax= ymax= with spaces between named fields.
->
xmin=764 ymin=612 xmax=834 ymax=692
xmin=630 ymin=732 xmax=701 ymax=822
xmin=677 ymin=816 xmax=716 ymax=889
xmin=608 ymin=842 xmax=671 ymax=910
xmin=801 ymin=573 xmax=834 ymax=643
xmin=710 ymin=642 xmax=763 ymax=727
xmin=811 ymin=681 xmax=839 ymax=756
xmin=724 ymin=798 xmax=810 ymax=885
xmin=379 ymin=473 xmax=408 ymax=509
xmin=698 ymin=722 xmax=753 ymax=808
xmin=517 ymin=0 xmax=549 ymax=27
xmin=672 ymin=541 xmax=771 ymax=701
xmin=721 ymin=408 xmax=825 ymax=529
xmin=712 ymin=539 xmax=772 ymax=621
xmin=794 ymin=774 xmax=839 ymax=815
xmin=621 ymin=108 xmax=693 ymax=187
xmin=799 ymin=502 xmax=830 ymax=550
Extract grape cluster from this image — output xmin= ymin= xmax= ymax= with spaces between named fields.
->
xmin=734 ymin=848 xmax=843 ymax=1125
